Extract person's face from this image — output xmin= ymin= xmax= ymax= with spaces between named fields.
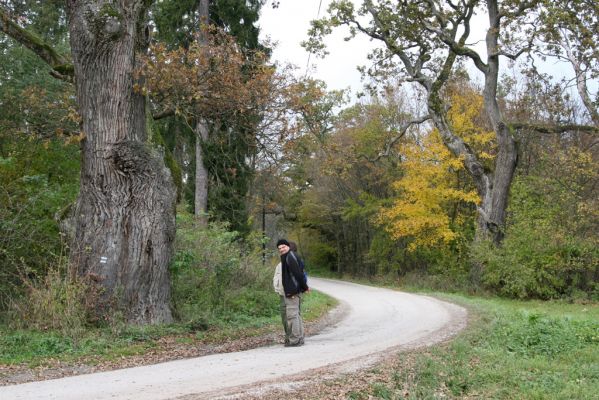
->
xmin=278 ymin=244 xmax=289 ymax=255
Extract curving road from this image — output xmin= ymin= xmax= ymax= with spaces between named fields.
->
xmin=0 ymin=278 xmax=467 ymax=400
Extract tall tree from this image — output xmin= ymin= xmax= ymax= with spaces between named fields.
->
xmin=306 ymin=0 xmax=599 ymax=244
xmin=195 ymin=0 xmax=211 ymax=222
xmin=153 ymin=0 xmax=268 ymax=232
xmin=1 ymin=1 xmax=177 ymax=324
xmin=536 ymin=0 xmax=599 ymax=126
xmin=379 ymin=85 xmax=492 ymax=252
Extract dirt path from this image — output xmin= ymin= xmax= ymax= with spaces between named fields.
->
xmin=0 ymin=278 xmax=467 ymax=400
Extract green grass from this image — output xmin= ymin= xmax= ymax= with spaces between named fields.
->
xmin=0 ymin=289 xmax=336 ymax=366
xmin=303 ymin=290 xmax=338 ymax=320
xmin=349 ymin=293 xmax=599 ymax=400
xmin=0 ymin=323 xmax=188 ymax=365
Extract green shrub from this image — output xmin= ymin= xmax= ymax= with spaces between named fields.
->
xmin=472 ymin=176 xmax=599 ymax=300
xmin=304 ymin=240 xmax=337 ymax=272
xmin=0 ymin=137 xmax=79 ymax=311
xmin=170 ymin=211 xmax=276 ymax=324
xmin=474 ymin=236 xmax=598 ymax=300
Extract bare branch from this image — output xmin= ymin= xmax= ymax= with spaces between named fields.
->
xmin=494 ymin=48 xmax=529 ymax=61
xmin=490 ymin=24 xmax=537 ymax=61
xmin=152 ymin=109 xmax=176 ymax=120
xmin=510 ymin=121 xmax=599 ymax=135
xmin=364 ymin=114 xmax=431 ymax=162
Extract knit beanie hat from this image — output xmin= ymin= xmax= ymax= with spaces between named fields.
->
xmin=276 ymin=239 xmax=290 ymax=247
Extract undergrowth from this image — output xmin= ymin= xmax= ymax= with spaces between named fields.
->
xmin=0 ymin=209 xmax=335 ymax=366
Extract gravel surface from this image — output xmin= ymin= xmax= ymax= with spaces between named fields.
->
xmin=0 ymin=278 xmax=467 ymax=400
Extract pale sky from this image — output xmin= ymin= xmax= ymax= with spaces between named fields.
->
xmin=258 ymin=0 xmax=376 ymax=95
xmin=258 ymin=1 xmax=495 ymax=95
xmin=258 ymin=1 xmax=593 ymax=103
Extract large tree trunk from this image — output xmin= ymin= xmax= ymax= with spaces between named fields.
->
xmin=67 ymin=0 xmax=175 ymax=324
xmin=478 ymin=0 xmax=518 ymax=243
xmin=427 ymin=1 xmax=517 ymax=245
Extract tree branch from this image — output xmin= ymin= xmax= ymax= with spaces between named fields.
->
xmin=364 ymin=114 xmax=431 ymax=162
xmin=497 ymin=0 xmax=539 ymax=20
xmin=0 ymin=6 xmax=73 ymax=81
xmin=510 ymin=121 xmax=599 ymax=134
xmin=152 ymin=108 xmax=176 ymax=120
xmin=364 ymin=0 xmax=431 ymax=89
xmin=423 ymin=0 xmax=488 ymax=73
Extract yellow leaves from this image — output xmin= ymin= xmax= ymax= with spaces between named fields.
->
xmin=378 ymin=86 xmax=494 ymax=252
xmin=447 ymin=88 xmax=496 ymax=162
xmin=378 ymin=131 xmax=478 ymax=252
xmin=65 ymin=131 xmax=86 ymax=145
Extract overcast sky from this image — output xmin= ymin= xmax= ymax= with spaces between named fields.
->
xmin=258 ymin=1 xmax=591 ymax=100
xmin=257 ymin=1 xmax=499 ymax=96
xmin=258 ymin=0 xmax=376 ymax=95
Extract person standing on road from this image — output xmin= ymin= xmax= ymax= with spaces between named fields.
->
xmin=276 ymin=239 xmax=309 ymax=347
xmin=273 ymin=240 xmax=307 ymax=345
xmin=272 ymin=249 xmax=289 ymax=345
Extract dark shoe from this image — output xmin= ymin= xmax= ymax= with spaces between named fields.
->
xmin=285 ymin=338 xmax=304 ymax=347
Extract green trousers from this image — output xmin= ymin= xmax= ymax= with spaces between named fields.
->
xmin=282 ymin=294 xmax=304 ymax=345
xmin=279 ymin=295 xmax=289 ymax=343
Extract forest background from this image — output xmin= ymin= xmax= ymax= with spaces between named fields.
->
xmin=0 ymin=0 xmax=598 ymax=397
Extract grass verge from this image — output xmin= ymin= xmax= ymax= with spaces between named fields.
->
xmin=0 ymin=290 xmax=336 ymax=368
xmin=292 ymin=291 xmax=599 ymax=400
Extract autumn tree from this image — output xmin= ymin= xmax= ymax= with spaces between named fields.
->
xmin=139 ymin=25 xmax=274 ymax=234
xmin=378 ymin=86 xmax=494 ymax=253
xmin=152 ymin=0 xmax=269 ymax=233
xmin=280 ymin=81 xmax=426 ymax=275
xmin=306 ymin=0 xmax=599 ymax=245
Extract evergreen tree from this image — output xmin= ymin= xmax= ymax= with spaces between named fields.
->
xmin=153 ymin=0 xmax=269 ymax=235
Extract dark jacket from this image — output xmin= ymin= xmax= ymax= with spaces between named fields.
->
xmin=281 ymin=250 xmax=309 ymax=297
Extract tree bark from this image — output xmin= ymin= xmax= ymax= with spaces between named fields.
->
xmin=194 ymin=0 xmax=210 ymax=223
xmin=194 ymin=118 xmax=209 ymax=220
xmin=67 ymin=0 xmax=175 ymax=324
xmin=477 ymin=0 xmax=518 ymax=243
xmin=424 ymin=0 xmax=518 ymax=244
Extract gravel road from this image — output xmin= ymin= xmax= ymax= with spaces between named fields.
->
xmin=0 ymin=278 xmax=467 ymax=400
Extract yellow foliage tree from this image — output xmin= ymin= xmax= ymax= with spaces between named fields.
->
xmin=378 ymin=89 xmax=494 ymax=252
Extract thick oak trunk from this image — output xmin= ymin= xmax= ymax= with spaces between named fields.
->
xmin=67 ymin=0 xmax=175 ymax=324
xmin=477 ymin=0 xmax=518 ymax=244
xmin=475 ymin=122 xmax=517 ymax=243
xmin=428 ymin=0 xmax=518 ymax=245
